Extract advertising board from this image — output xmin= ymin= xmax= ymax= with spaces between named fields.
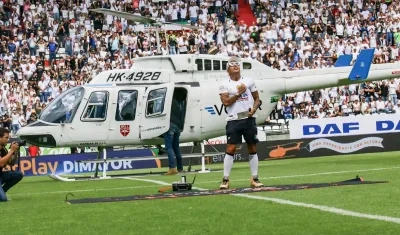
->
xmin=264 ymin=134 xmax=390 ymax=160
xmin=6 ymin=132 xmax=399 ymax=177
xmin=2 ymin=149 xmax=160 ymax=177
xmin=180 ymin=133 xmax=400 ymax=164
xmin=289 ymin=114 xmax=400 ymax=139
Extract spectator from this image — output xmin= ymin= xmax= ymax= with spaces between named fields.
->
xmin=282 ymin=102 xmax=292 ymax=120
xmin=28 ymin=144 xmax=40 ymax=157
xmin=0 ymin=0 xmax=398 ymax=138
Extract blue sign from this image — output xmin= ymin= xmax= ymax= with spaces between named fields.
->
xmin=376 ymin=120 xmax=400 ymax=131
xmin=302 ymin=122 xmax=360 ymax=136
xmin=290 ymin=114 xmax=400 ymax=139
xmin=2 ymin=149 xmax=159 ymax=177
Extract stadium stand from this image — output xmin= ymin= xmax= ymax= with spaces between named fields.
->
xmin=0 ymin=0 xmax=400 ymax=139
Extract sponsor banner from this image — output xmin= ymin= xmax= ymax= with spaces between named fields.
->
xmin=289 ymin=114 xmax=400 ymax=139
xmin=2 ymin=149 xmax=159 ymax=177
xmin=306 ymin=137 xmax=383 ymax=154
xmin=178 ymin=133 xmax=399 ymax=164
xmin=265 ymin=134 xmax=396 ymax=160
xmin=11 ymin=133 xmax=395 ymax=176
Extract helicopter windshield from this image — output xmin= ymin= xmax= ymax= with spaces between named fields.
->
xmin=39 ymin=86 xmax=85 ymax=124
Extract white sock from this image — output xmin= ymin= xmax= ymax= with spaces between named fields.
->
xmin=249 ymin=153 xmax=259 ymax=178
xmin=223 ymin=153 xmax=234 ymax=179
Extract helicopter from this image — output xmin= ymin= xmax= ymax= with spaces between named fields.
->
xmin=268 ymin=142 xmax=303 ymax=159
xmin=15 ymin=46 xmax=400 ymax=149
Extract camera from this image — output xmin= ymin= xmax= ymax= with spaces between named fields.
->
xmin=8 ymin=139 xmax=24 ymax=166
xmin=15 ymin=140 xmax=26 ymax=147
xmin=10 ymin=139 xmax=26 ymax=147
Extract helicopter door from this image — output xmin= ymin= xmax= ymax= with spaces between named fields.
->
xmin=108 ymin=87 xmax=145 ymax=143
xmin=139 ymin=82 xmax=175 ymax=140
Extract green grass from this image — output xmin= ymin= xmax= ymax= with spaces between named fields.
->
xmin=3 ymin=152 xmax=400 ymax=235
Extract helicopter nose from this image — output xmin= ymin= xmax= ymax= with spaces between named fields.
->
xmin=19 ymin=134 xmax=57 ymax=148
xmin=17 ymin=126 xmax=58 ymax=148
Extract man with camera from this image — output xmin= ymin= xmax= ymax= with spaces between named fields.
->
xmin=0 ymin=128 xmax=23 ymax=202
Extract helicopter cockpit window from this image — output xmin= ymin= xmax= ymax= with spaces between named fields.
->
xmin=81 ymin=91 xmax=109 ymax=121
xmin=116 ymin=90 xmax=138 ymax=121
xmin=146 ymin=88 xmax=166 ymax=117
xmin=39 ymin=87 xmax=85 ymax=124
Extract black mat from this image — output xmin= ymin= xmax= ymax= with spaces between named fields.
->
xmin=65 ymin=176 xmax=387 ymax=204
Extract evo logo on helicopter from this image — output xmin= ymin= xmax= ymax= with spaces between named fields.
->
xmin=206 ymin=101 xmax=262 ymax=116
xmin=107 ymin=72 xmax=161 ymax=82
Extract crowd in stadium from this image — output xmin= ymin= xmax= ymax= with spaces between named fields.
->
xmin=0 ymin=0 xmax=400 ymax=136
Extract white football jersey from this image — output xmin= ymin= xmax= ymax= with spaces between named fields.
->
xmin=218 ymin=77 xmax=257 ymax=121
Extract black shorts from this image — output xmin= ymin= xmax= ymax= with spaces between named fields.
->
xmin=226 ymin=117 xmax=259 ymax=145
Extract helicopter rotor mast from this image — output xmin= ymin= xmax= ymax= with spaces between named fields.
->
xmin=152 ymin=23 xmax=162 ymax=54
xmin=89 ymin=8 xmax=201 ymax=55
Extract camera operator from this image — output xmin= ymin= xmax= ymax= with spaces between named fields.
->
xmin=0 ymin=127 xmax=23 ymax=202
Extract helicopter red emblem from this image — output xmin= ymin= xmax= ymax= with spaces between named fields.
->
xmin=120 ymin=125 xmax=130 ymax=137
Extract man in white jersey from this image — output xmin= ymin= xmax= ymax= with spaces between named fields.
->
xmin=218 ymin=56 xmax=263 ymax=190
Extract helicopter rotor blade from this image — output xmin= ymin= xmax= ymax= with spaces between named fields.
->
xmin=90 ymin=8 xmax=201 ymax=30
xmin=161 ymin=23 xmax=202 ymax=30
xmin=89 ymin=8 xmax=157 ymax=24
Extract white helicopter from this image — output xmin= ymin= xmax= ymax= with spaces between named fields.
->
xmin=15 ymin=9 xmax=400 ymax=149
xmin=16 ymin=48 xmax=400 ymax=148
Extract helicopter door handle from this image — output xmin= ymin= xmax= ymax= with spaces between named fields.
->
xmin=109 ymin=128 xmax=114 ymax=130
xmin=70 ymin=127 xmax=75 ymax=130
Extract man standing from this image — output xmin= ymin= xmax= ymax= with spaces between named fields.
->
xmin=218 ymin=56 xmax=263 ymax=189
xmin=0 ymin=128 xmax=23 ymax=202
xmin=164 ymin=92 xmax=185 ymax=175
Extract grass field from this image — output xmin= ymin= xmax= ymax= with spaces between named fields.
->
xmin=3 ymin=151 xmax=400 ymax=235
